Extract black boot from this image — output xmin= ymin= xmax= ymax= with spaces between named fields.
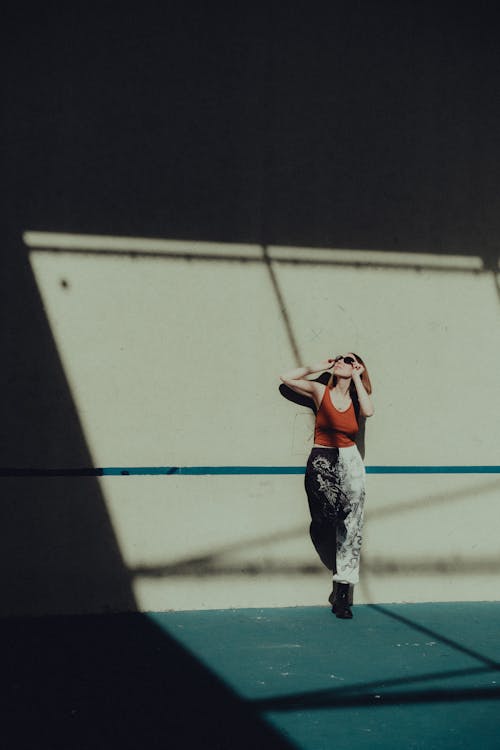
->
xmin=329 ymin=582 xmax=353 ymax=619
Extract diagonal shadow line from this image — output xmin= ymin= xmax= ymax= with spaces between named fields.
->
xmin=360 ymin=554 xmax=500 ymax=576
xmin=130 ymin=554 xmax=500 ymax=579
xmin=123 ymin=477 xmax=499 ymax=581
xmin=254 ymin=682 xmax=500 ymax=713
xmin=262 ymin=245 xmax=302 ymax=365
xmin=125 ymin=480 xmax=500 ymax=582
xmin=368 ymin=604 xmax=500 ymax=669
xmin=365 ymin=477 xmax=500 ymax=521
xmin=131 ymin=561 xmax=322 ymax=578
xmin=252 ymin=663 xmax=499 ymax=712
xmin=128 ymin=524 xmax=309 ymax=577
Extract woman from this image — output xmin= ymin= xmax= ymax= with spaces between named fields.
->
xmin=280 ymin=354 xmax=374 ymax=619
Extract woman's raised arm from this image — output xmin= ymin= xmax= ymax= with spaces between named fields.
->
xmin=279 ymin=359 xmax=335 ymax=401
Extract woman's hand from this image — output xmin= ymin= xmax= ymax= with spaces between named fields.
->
xmin=310 ymin=359 xmax=336 ymax=373
xmin=351 ymin=360 xmax=365 ymax=378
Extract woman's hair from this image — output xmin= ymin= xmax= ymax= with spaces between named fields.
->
xmin=330 ymin=352 xmax=373 ymax=419
xmin=350 ymin=352 xmax=372 ymax=394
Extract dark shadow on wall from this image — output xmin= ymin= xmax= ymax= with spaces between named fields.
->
xmin=3 ymin=5 xmax=500 ymax=268
xmin=0 ymin=235 xmax=136 ymax=617
xmin=129 ymin=553 xmax=500 ymax=580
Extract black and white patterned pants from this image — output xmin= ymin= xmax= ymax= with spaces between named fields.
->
xmin=304 ymin=445 xmax=366 ymax=584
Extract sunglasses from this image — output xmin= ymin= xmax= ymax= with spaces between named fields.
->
xmin=334 ymin=355 xmax=356 ymax=365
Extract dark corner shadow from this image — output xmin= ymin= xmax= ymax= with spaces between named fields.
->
xmin=279 ymin=372 xmax=366 ymax=459
xmin=365 ymin=476 xmax=500 ymax=522
xmin=0 ymin=612 xmax=294 ymax=750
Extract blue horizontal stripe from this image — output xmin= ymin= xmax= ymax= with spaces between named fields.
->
xmin=104 ymin=465 xmax=500 ymax=476
xmin=103 ymin=466 xmax=307 ymax=476
xmin=0 ymin=465 xmax=499 ymax=477
xmin=366 ymin=465 xmax=500 ymax=475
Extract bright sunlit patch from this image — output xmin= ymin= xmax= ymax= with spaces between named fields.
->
xmin=24 ymin=229 xmax=500 ymax=612
xmin=23 ymin=231 xmax=485 ymax=271
xmin=268 ymin=245 xmax=484 ymax=270
xmin=23 ymin=231 xmax=262 ymax=259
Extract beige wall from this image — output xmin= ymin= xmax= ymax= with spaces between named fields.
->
xmin=26 ymin=232 xmax=500 ymax=611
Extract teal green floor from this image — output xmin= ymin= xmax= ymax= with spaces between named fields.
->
xmin=2 ymin=602 xmax=499 ymax=749
xmin=152 ymin=602 xmax=500 ymax=750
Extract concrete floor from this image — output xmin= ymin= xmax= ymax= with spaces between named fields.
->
xmin=3 ymin=602 xmax=500 ymax=749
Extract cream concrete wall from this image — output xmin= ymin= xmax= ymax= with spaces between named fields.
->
xmin=26 ymin=233 xmax=500 ymax=611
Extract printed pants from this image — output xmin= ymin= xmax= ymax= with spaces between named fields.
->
xmin=304 ymin=445 xmax=366 ymax=584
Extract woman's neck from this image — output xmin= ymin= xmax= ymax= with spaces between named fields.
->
xmin=333 ymin=379 xmax=351 ymax=397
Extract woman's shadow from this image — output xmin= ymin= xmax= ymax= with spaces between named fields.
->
xmin=279 ymin=372 xmax=366 ymax=459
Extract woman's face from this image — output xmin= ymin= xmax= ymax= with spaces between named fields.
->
xmin=333 ymin=353 xmax=357 ymax=376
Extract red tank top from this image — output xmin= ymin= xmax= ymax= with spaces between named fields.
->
xmin=314 ymin=386 xmax=359 ymax=448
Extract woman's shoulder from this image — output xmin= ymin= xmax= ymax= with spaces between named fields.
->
xmin=278 ymin=372 xmax=330 ymax=412
xmin=312 ymin=377 xmax=330 ymax=409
